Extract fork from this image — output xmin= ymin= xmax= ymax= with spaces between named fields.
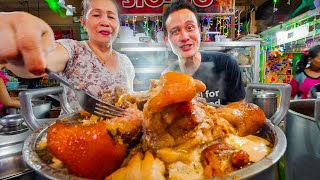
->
xmin=47 ymin=70 xmax=127 ymax=118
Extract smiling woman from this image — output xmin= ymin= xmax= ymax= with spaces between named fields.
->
xmin=0 ymin=0 xmax=135 ymax=114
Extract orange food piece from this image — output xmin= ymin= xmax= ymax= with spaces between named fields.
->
xmin=146 ymin=72 xmax=206 ymax=112
xmin=202 ymin=143 xmax=250 ymax=178
xmin=79 ymin=109 xmax=91 ymax=117
xmin=216 ymin=101 xmax=266 ymax=136
xmin=47 ymin=121 xmax=127 ymax=179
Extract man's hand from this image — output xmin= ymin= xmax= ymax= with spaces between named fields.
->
xmin=0 ymin=12 xmax=55 ymax=75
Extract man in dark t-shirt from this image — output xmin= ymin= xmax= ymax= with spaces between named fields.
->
xmin=162 ymin=0 xmax=245 ymax=105
xmin=163 ymin=51 xmax=245 ymax=105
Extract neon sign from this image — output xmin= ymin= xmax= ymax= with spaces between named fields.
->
xmin=118 ymin=0 xmax=235 ymax=15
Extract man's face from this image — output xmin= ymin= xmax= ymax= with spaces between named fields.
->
xmin=164 ymin=9 xmax=201 ymax=60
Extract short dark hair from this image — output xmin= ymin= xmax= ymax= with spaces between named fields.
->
xmin=162 ymin=0 xmax=198 ymax=36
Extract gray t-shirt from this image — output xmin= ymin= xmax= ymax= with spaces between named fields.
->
xmin=163 ymin=51 xmax=245 ymax=105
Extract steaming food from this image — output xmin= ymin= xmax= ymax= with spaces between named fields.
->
xmin=215 ymin=102 xmax=266 ymax=136
xmin=46 ymin=106 xmax=143 ymax=179
xmin=40 ymin=72 xmax=271 ymax=180
xmin=47 ymin=121 xmax=126 ymax=179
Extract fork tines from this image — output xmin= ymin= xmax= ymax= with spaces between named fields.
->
xmin=94 ymin=102 xmax=128 ymax=118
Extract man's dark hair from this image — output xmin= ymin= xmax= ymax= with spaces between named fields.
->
xmin=162 ymin=0 xmax=198 ymax=36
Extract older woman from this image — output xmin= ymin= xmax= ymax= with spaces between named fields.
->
xmin=0 ymin=0 xmax=135 ymax=112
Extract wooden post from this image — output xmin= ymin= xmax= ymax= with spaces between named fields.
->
xmin=250 ymin=11 xmax=255 ymax=34
xmin=231 ymin=15 xmax=235 ymax=40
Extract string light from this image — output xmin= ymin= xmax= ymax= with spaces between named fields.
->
xmin=143 ymin=16 xmax=149 ymax=36
xmin=218 ymin=16 xmax=223 ymax=34
xmin=154 ymin=16 xmax=160 ymax=32
xmin=158 ymin=19 xmax=163 ymax=32
xmin=273 ymin=0 xmax=278 ymax=12
xmin=208 ymin=16 xmax=213 ymax=41
xmin=223 ymin=16 xmax=229 ymax=36
xmin=132 ymin=16 xmax=137 ymax=36
xmin=124 ymin=15 xmax=129 ymax=27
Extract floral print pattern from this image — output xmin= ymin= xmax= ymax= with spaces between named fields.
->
xmin=56 ymin=39 xmax=135 ymax=112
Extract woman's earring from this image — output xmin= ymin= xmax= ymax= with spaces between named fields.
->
xmin=306 ymin=61 xmax=311 ymax=68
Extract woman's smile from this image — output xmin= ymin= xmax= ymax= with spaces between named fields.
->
xmin=99 ymin=30 xmax=111 ymax=36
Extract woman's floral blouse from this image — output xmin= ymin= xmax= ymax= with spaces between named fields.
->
xmin=56 ymin=39 xmax=135 ymax=113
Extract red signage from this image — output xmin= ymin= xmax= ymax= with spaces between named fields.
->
xmin=118 ymin=0 xmax=235 ymax=15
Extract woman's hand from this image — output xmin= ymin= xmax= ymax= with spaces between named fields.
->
xmin=0 ymin=12 xmax=55 ymax=75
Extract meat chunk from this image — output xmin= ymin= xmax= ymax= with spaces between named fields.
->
xmin=201 ymin=143 xmax=249 ymax=178
xmin=104 ymin=106 xmax=143 ymax=145
xmin=231 ymin=150 xmax=250 ymax=168
xmin=215 ymin=101 xmax=266 ymax=136
xmin=116 ymin=91 xmax=150 ymax=110
xmin=47 ymin=121 xmax=127 ymax=179
xmin=142 ymin=72 xmax=207 ymax=150
xmin=47 ymin=106 xmax=143 ymax=179
xmin=143 ymin=100 xmax=207 ymax=150
xmin=145 ymin=71 xmax=206 ymax=112
xmin=106 ymin=72 xmax=270 ymax=179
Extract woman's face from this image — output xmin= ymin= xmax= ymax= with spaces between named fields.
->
xmin=310 ymin=53 xmax=320 ymax=69
xmin=82 ymin=0 xmax=119 ymax=46
xmin=163 ymin=9 xmax=201 ymax=60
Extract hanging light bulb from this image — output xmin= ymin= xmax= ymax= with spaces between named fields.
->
xmin=66 ymin=5 xmax=76 ymax=16
xmin=58 ymin=0 xmax=76 ymax=16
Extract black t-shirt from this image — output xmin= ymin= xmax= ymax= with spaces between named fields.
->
xmin=163 ymin=51 xmax=245 ymax=105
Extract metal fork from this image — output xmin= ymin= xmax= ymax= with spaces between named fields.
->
xmin=47 ymin=70 xmax=127 ymax=118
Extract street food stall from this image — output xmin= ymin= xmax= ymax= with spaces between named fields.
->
xmin=113 ymin=41 xmax=261 ymax=91
xmin=260 ymin=7 xmax=320 ymax=180
xmin=260 ymin=8 xmax=320 ymax=84
xmin=3 ymin=1 xmax=320 ymax=180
